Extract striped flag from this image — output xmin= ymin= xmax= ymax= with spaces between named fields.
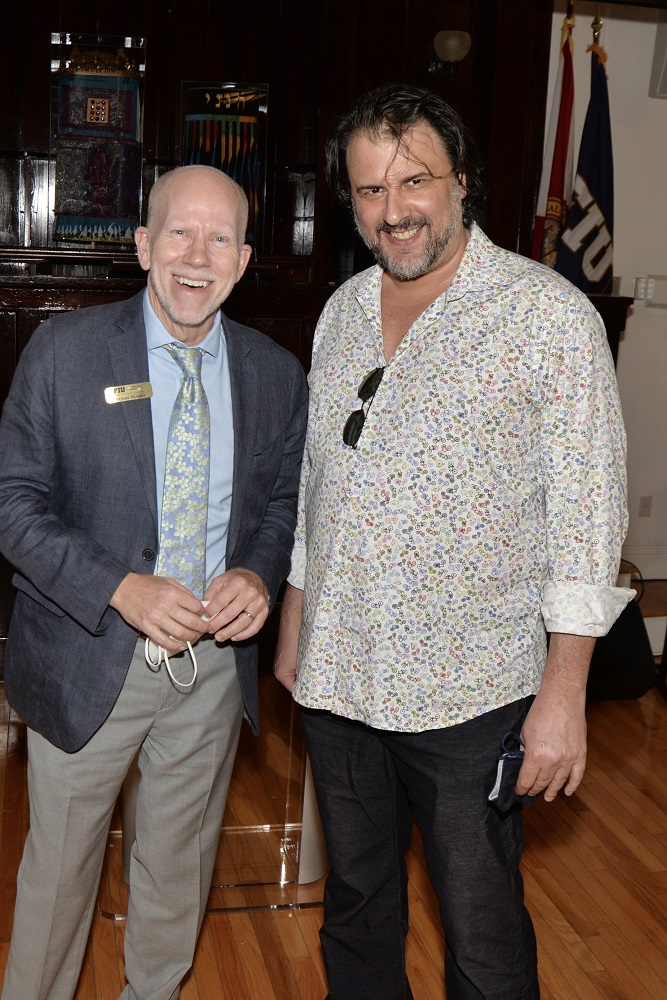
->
xmin=556 ymin=44 xmax=614 ymax=293
xmin=531 ymin=16 xmax=575 ymax=267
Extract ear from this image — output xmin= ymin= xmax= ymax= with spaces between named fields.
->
xmin=236 ymin=243 xmax=253 ymax=282
xmin=458 ymin=172 xmax=468 ymax=199
xmin=135 ymin=227 xmax=151 ymax=272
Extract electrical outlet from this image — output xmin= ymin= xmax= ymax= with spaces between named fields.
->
xmin=639 ymin=496 xmax=653 ymax=517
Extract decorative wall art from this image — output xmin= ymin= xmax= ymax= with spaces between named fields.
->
xmin=51 ymin=33 xmax=145 ymax=246
xmin=180 ymin=83 xmax=268 ymax=251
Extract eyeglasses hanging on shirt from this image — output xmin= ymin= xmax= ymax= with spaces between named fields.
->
xmin=342 ymin=366 xmax=386 ymax=449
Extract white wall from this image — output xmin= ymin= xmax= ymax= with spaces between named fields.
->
xmin=546 ymin=2 xmax=667 ymax=579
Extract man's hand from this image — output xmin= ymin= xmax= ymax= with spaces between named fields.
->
xmin=273 ymin=583 xmax=304 ymax=692
xmin=109 ymin=572 xmax=206 ymax=653
xmin=516 ymin=633 xmax=596 ymax=802
xmin=202 ymin=568 xmax=270 ymax=642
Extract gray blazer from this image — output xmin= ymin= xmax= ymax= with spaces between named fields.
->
xmin=0 ymin=292 xmax=308 ymax=752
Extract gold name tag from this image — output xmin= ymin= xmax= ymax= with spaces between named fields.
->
xmin=104 ymin=382 xmax=153 ymax=404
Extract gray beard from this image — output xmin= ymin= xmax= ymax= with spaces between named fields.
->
xmin=353 ymin=197 xmax=463 ymax=281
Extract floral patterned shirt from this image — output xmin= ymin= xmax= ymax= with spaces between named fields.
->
xmin=289 ymin=226 xmax=632 ymax=732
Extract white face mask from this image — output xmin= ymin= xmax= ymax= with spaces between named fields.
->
xmin=143 ymin=601 xmax=212 ymax=690
xmin=144 ymin=637 xmax=198 ymax=690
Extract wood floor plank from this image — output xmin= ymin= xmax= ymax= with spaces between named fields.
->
xmin=205 ymin=914 xmax=252 ymax=1000
xmin=404 ymin=894 xmax=446 ymax=999
xmin=525 ymin=868 xmax=604 ymax=974
xmin=187 ymin=920 xmax=227 ymax=1000
xmin=574 ymin=780 xmax=667 ymax=872
xmin=217 ymin=912 xmax=277 ymax=1000
xmin=585 ymin=933 xmax=657 ymax=1000
xmin=272 ymin=910 xmax=328 ymax=998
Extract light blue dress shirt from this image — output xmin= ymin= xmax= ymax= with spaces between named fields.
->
xmin=143 ymin=291 xmax=234 ymax=590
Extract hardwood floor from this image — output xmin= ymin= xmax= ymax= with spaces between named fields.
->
xmin=1 ymin=676 xmax=666 ymax=998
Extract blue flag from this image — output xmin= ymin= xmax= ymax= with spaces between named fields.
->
xmin=556 ymin=47 xmax=614 ymax=293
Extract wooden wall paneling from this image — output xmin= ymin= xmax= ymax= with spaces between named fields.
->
xmin=234 ymin=0 xmax=285 ymax=260
xmin=224 ymin=280 xmax=333 ymax=373
xmin=0 ymin=4 xmax=22 ymax=155
xmin=0 ymin=2 xmax=53 ymax=157
xmin=461 ymin=1 xmax=499 ymax=205
xmin=199 ymin=0 xmax=245 ymax=81
xmin=56 ymin=0 xmax=111 ymax=35
xmin=159 ymin=2 xmax=216 ymax=162
xmin=406 ymin=0 xmax=477 ymax=118
xmin=481 ymin=0 xmax=553 ymax=254
xmin=311 ymin=0 xmax=362 ymax=285
xmin=23 ymin=158 xmax=52 ymax=249
xmin=269 ymin=0 xmax=321 ymax=259
xmin=0 ymin=162 xmax=20 ymax=247
xmin=135 ymin=1 xmax=166 ymax=166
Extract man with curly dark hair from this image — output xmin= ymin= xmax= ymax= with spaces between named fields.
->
xmin=275 ymin=84 xmax=630 ymax=1000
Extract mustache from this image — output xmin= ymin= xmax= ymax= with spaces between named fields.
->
xmin=376 ymin=217 xmax=429 ymax=236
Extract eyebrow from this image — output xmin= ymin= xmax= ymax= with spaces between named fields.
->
xmin=355 ymin=169 xmax=440 ymax=193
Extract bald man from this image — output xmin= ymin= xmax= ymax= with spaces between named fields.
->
xmin=0 ymin=166 xmax=308 ymax=1000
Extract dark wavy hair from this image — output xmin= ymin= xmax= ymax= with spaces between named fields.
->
xmin=325 ymin=83 xmax=485 ymax=229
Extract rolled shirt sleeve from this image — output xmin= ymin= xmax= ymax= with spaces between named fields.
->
xmin=538 ymin=292 xmax=632 ymax=637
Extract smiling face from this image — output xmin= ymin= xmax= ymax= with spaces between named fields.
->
xmin=346 ymin=123 xmax=469 ymax=282
xmin=135 ymin=167 xmax=252 ymax=345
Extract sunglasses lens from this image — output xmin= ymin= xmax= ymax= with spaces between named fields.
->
xmin=343 ymin=409 xmax=365 ymax=448
xmin=358 ymin=366 xmax=385 ymax=400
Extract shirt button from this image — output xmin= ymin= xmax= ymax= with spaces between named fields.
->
xmin=142 ymin=548 xmax=155 ymax=561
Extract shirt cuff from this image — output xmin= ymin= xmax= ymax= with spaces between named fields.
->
xmin=541 ymin=581 xmax=635 ymax=637
xmin=287 ymin=542 xmax=306 ymax=591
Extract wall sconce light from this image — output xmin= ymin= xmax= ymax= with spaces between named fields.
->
xmin=428 ymin=30 xmax=472 ymax=79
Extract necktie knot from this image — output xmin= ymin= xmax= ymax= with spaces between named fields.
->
xmin=163 ymin=342 xmax=204 ymax=380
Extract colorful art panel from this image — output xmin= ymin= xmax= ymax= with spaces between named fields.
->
xmin=181 ymin=83 xmax=268 ymax=250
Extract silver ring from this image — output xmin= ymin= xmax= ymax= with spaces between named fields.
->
xmin=243 ymin=610 xmax=255 ymax=621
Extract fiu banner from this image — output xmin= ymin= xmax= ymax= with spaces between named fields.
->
xmin=556 ymin=46 xmax=614 ymax=294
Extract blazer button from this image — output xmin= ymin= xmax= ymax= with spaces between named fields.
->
xmin=142 ymin=548 xmax=155 ymax=561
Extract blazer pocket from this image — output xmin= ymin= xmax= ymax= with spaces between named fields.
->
xmin=12 ymin=574 xmax=67 ymax=617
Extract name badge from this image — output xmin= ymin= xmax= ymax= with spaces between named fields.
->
xmin=104 ymin=382 xmax=153 ymax=404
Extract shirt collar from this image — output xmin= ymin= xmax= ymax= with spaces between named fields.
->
xmin=143 ymin=288 xmax=222 ymax=358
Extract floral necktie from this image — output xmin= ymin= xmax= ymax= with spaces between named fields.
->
xmin=155 ymin=343 xmax=210 ymax=598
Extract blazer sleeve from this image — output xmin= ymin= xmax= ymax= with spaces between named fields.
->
xmin=0 ymin=321 xmax=133 ymax=634
xmin=226 ymin=348 xmax=309 ymax=607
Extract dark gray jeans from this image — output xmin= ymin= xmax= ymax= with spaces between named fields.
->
xmin=301 ymin=698 xmax=540 ymax=1000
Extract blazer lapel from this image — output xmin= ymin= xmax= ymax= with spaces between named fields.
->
xmin=107 ymin=294 xmax=159 ymax=532
xmin=225 ymin=316 xmax=258 ymax=560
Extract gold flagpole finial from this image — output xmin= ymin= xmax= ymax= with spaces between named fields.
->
xmin=592 ymin=7 xmax=602 ymax=46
